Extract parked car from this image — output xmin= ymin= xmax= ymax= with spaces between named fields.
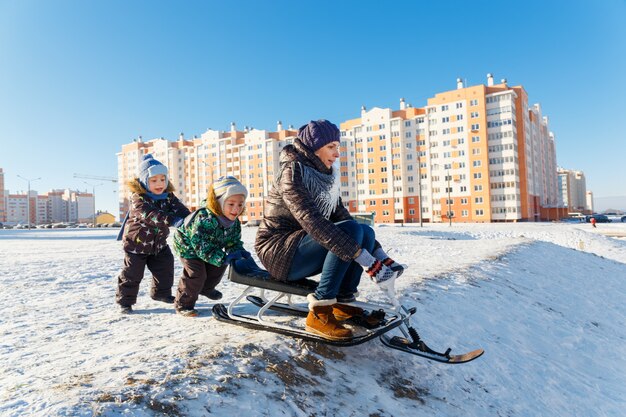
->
xmin=604 ymin=213 xmax=626 ymax=222
xmin=586 ymin=214 xmax=611 ymax=223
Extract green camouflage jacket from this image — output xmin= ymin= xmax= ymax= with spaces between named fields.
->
xmin=173 ymin=207 xmax=244 ymax=267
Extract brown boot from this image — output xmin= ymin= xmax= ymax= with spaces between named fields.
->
xmin=305 ymin=294 xmax=353 ymax=340
xmin=332 ymin=304 xmax=365 ymax=321
xmin=333 ymin=303 xmax=386 ymax=329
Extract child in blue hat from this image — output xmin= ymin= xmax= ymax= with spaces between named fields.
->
xmin=116 ymin=154 xmax=190 ymax=314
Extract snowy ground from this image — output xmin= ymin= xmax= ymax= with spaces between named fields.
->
xmin=0 ymin=222 xmax=625 ymax=416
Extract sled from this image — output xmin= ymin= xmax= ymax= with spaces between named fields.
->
xmin=212 ymin=260 xmax=484 ymax=364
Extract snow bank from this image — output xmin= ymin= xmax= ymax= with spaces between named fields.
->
xmin=0 ymin=223 xmax=624 ymax=416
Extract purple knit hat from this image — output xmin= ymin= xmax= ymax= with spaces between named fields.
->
xmin=297 ymin=120 xmax=340 ymax=152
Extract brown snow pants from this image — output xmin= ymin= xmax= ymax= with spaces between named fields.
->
xmin=174 ymin=258 xmax=227 ymax=310
xmin=116 ymin=246 xmax=174 ymax=306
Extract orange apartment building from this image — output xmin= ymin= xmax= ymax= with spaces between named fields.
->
xmin=117 ymin=75 xmax=566 ymax=223
xmin=340 ymin=75 xmax=564 ymax=223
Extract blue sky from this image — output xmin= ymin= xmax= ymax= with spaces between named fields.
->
xmin=1 ymin=0 xmax=625 ymax=215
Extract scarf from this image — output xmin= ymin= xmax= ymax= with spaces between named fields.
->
xmin=217 ymin=215 xmax=236 ymax=228
xmin=293 ymin=161 xmax=341 ymax=219
xmin=145 ymin=191 xmax=168 ymax=201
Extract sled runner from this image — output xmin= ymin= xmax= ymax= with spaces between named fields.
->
xmin=212 ymin=261 xmax=484 ymax=364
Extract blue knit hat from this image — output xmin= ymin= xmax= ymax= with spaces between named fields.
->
xmin=297 ymin=120 xmax=340 ymax=152
xmin=138 ymin=154 xmax=168 ymax=190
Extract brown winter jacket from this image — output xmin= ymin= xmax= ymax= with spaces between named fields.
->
xmin=255 ymin=140 xmax=360 ymax=281
xmin=122 ymin=179 xmax=190 ymax=255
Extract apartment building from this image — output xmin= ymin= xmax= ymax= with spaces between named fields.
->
xmin=585 ymin=191 xmax=594 ymax=213
xmin=3 ymin=189 xmax=94 ymax=226
xmin=558 ymin=168 xmax=589 ymax=213
xmin=0 ymin=168 xmax=5 ymax=223
xmin=117 ymin=75 xmax=566 ymax=223
xmin=117 ymin=124 xmax=298 ymax=220
xmin=340 ymin=75 xmax=564 ymax=222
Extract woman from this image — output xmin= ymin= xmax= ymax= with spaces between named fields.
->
xmin=255 ymin=119 xmax=404 ymax=340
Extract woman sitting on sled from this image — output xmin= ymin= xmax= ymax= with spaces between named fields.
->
xmin=255 ymin=119 xmax=405 ymax=340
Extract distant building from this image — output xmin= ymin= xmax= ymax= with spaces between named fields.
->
xmin=2 ymin=187 xmax=94 ymax=226
xmin=6 ymin=194 xmax=28 ymax=225
xmin=96 ymin=211 xmax=115 ymax=225
xmin=586 ymin=191 xmax=594 ymax=213
xmin=117 ymin=125 xmax=297 ymax=221
xmin=558 ymin=168 xmax=589 ymax=213
xmin=0 ymin=168 xmax=5 ymax=223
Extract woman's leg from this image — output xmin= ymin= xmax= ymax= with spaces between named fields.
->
xmin=286 ymin=234 xmax=328 ymax=281
xmin=337 ymin=224 xmax=376 ymax=298
xmin=314 ymin=220 xmax=363 ymax=300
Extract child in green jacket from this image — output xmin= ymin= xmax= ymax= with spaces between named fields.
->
xmin=173 ymin=176 xmax=250 ymax=317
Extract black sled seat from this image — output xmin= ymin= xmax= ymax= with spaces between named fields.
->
xmin=227 ymin=258 xmax=318 ymax=297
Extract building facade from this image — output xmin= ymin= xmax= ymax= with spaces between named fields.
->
xmin=3 ymin=188 xmax=94 ymax=226
xmin=117 ymin=124 xmax=297 ymax=221
xmin=558 ymin=168 xmax=589 ymax=213
xmin=0 ymin=168 xmax=5 ymax=223
xmin=117 ymin=75 xmax=567 ymax=223
xmin=339 ymin=75 xmax=564 ymax=223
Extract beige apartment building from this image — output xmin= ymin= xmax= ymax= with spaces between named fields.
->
xmin=3 ymin=189 xmax=95 ymax=226
xmin=558 ymin=168 xmax=590 ymax=213
xmin=117 ymin=75 xmax=566 ymax=223
xmin=117 ymin=123 xmax=298 ymax=222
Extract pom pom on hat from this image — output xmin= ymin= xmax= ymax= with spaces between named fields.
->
xmin=138 ymin=154 xmax=168 ymax=190
xmin=297 ymin=119 xmax=340 ymax=152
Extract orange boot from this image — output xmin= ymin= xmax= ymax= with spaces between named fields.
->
xmin=332 ymin=304 xmax=365 ymax=321
xmin=305 ymin=294 xmax=353 ymax=340
xmin=333 ymin=303 xmax=386 ymax=328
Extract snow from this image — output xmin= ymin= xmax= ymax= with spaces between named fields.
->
xmin=1 ymin=222 xmax=625 ymax=417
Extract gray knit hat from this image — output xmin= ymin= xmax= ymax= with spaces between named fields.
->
xmin=297 ymin=120 xmax=340 ymax=152
xmin=213 ymin=176 xmax=248 ymax=210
